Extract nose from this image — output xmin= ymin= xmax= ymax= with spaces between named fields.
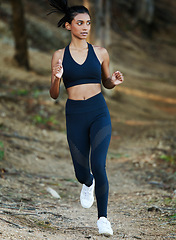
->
xmin=82 ymin=23 xmax=89 ymax=31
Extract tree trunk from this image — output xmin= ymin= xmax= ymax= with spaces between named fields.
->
xmin=95 ymin=0 xmax=103 ymax=46
xmin=11 ymin=0 xmax=30 ymax=70
xmin=83 ymin=0 xmax=91 ymax=43
xmin=104 ymin=0 xmax=111 ymax=48
xmin=136 ymin=0 xmax=154 ymax=24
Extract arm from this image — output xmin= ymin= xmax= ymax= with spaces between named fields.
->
xmin=101 ymin=48 xmax=124 ymax=89
xmin=49 ymin=51 xmax=63 ymax=99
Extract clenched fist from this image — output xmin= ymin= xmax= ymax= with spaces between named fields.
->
xmin=52 ymin=59 xmax=63 ymax=79
xmin=111 ymin=71 xmax=124 ymax=86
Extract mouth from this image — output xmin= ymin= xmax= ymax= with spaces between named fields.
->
xmin=80 ymin=32 xmax=88 ymax=36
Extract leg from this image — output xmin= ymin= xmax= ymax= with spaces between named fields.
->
xmin=66 ymin=113 xmax=93 ymax=186
xmin=90 ymin=110 xmax=111 ymax=218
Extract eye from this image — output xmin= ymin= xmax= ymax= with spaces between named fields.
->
xmin=87 ymin=21 xmax=91 ymax=25
xmin=77 ymin=22 xmax=82 ymax=26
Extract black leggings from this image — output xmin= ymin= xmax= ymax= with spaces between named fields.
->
xmin=65 ymin=92 xmax=111 ymax=218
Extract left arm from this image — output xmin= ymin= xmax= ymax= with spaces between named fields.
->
xmin=101 ymin=48 xmax=124 ymax=89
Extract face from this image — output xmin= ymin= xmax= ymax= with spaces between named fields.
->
xmin=66 ymin=13 xmax=91 ymax=39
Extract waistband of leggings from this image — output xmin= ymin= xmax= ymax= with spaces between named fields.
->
xmin=66 ymin=92 xmax=107 ymax=114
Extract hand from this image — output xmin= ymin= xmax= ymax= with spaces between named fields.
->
xmin=111 ymin=71 xmax=124 ymax=86
xmin=52 ymin=59 xmax=63 ymax=79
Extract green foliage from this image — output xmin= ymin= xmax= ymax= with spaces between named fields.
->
xmin=0 ymin=141 xmax=4 ymax=161
xmin=163 ymin=197 xmax=174 ymax=206
xmin=0 ymin=123 xmax=6 ymax=130
xmin=160 ymin=154 xmax=176 ymax=166
xmin=11 ymin=89 xmax=29 ymax=96
xmin=33 ymin=115 xmax=45 ymax=124
xmin=47 ymin=116 xmax=59 ymax=125
xmin=168 ymin=213 xmax=176 ymax=219
xmin=107 ymin=151 xmax=129 ymax=160
xmin=32 ymin=89 xmax=41 ymax=98
xmin=32 ymin=114 xmax=59 ymax=128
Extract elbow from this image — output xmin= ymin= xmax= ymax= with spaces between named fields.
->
xmin=104 ymin=84 xmax=114 ymax=90
xmin=49 ymin=89 xmax=59 ymax=100
xmin=102 ymin=81 xmax=112 ymax=90
xmin=51 ymin=95 xmax=58 ymax=100
xmin=102 ymin=78 xmax=115 ymax=89
xmin=103 ymin=86 xmax=112 ymax=90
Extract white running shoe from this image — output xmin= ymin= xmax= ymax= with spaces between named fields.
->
xmin=97 ymin=217 xmax=113 ymax=236
xmin=80 ymin=179 xmax=95 ymax=208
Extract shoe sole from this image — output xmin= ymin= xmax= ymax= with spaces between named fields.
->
xmin=99 ymin=232 xmax=113 ymax=237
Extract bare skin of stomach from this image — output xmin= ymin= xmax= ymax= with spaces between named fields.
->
xmin=67 ymin=83 xmax=101 ymax=100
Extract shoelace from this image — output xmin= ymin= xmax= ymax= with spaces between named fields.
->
xmin=82 ymin=185 xmax=93 ymax=197
xmin=99 ymin=219 xmax=111 ymax=227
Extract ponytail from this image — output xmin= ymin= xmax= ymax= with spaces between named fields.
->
xmin=48 ymin=0 xmax=90 ymax=28
xmin=48 ymin=0 xmax=68 ymax=14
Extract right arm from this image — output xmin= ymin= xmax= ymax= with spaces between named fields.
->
xmin=49 ymin=51 xmax=63 ymax=99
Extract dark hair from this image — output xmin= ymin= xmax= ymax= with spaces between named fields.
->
xmin=48 ymin=0 xmax=90 ymax=28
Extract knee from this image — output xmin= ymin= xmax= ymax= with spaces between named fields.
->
xmin=92 ymin=164 xmax=106 ymax=178
xmin=75 ymin=172 xmax=87 ymax=184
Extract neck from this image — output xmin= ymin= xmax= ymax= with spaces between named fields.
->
xmin=70 ymin=38 xmax=88 ymax=49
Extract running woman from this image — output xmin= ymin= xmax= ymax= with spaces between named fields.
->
xmin=48 ymin=0 xmax=124 ymax=236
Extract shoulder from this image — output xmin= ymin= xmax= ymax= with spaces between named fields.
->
xmin=52 ymin=48 xmax=65 ymax=63
xmin=93 ymin=45 xmax=108 ymax=54
xmin=91 ymin=45 xmax=109 ymax=63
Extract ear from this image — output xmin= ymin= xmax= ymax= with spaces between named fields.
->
xmin=65 ymin=22 xmax=71 ymax=31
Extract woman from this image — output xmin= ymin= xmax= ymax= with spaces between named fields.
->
xmin=49 ymin=0 xmax=124 ymax=236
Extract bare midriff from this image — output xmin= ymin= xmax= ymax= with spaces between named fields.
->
xmin=67 ymin=83 xmax=101 ymax=100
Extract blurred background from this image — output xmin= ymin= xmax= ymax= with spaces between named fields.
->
xmin=0 ymin=0 xmax=176 ymax=237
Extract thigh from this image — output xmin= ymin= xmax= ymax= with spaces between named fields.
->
xmin=90 ymin=108 xmax=111 ymax=187
xmin=66 ymin=113 xmax=90 ymax=169
xmin=90 ymin=108 xmax=111 ymax=154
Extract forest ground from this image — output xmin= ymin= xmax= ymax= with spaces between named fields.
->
xmin=0 ymin=28 xmax=176 ymax=239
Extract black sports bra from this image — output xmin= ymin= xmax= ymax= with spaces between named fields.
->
xmin=62 ymin=42 xmax=101 ymax=89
